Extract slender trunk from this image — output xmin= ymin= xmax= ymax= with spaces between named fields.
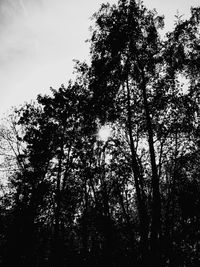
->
xmin=53 ymin=141 xmax=64 ymax=267
xmin=82 ymin=178 xmax=89 ymax=265
xmin=101 ymin=145 xmax=110 ymax=217
xmin=126 ymin=80 xmax=149 ymax=264
xmin=165 ymin=130 xmax=178 ymax=265
xmin=117 ymin=184 xmax=136 ymax=246
xmin=141 ymin=73 xmax=161 ymax=266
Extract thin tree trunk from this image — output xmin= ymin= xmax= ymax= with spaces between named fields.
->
xmin=126 ymin=80 xmax=149 ymax=265
xmin=141 ymin=73 xmax=161 ymax=266
xmin=53 ymin=139 xmax=64 ymax=267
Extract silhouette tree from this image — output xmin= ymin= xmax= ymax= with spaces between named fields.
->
xmin=0 ymin=1 xmax=200 ymax=267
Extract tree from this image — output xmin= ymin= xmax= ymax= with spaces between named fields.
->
xmin=86 ymin=0 xmax=200 ymax=265
xmin=0 ymin=1 xmax=200 ymax=266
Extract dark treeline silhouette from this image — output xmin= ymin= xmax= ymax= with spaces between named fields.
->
xmin=0 ymin=0 xmax=200 ymax=266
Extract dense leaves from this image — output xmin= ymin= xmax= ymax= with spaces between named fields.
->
xmin=0 ymin=1 xmax=200 ymax=266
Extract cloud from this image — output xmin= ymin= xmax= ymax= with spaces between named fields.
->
xmin=0 ymin=0 xmax=117 ymax=116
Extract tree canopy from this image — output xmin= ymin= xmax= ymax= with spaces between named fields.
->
xmin=0 ymin=1 xmax=200 ymax=266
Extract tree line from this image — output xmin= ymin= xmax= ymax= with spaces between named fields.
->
xmin=0 ymin=0 xmax=200 ymax=266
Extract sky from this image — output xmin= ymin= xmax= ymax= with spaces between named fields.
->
xmin=0 ymin=0 xmax=199 ymax=117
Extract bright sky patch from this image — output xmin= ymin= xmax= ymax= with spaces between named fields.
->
xmin=98 ymin=125 xmax=111 ymax=142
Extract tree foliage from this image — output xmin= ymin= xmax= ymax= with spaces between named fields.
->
xmin=0 ymin=1 xmax=200 ymax=266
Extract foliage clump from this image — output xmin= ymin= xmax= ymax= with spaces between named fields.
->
xmin=0 ymin=1 xmax=200 ymax=266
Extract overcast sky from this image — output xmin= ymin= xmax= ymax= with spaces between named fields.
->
xmin=0 ymin=0 xmax=199 ymax=117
